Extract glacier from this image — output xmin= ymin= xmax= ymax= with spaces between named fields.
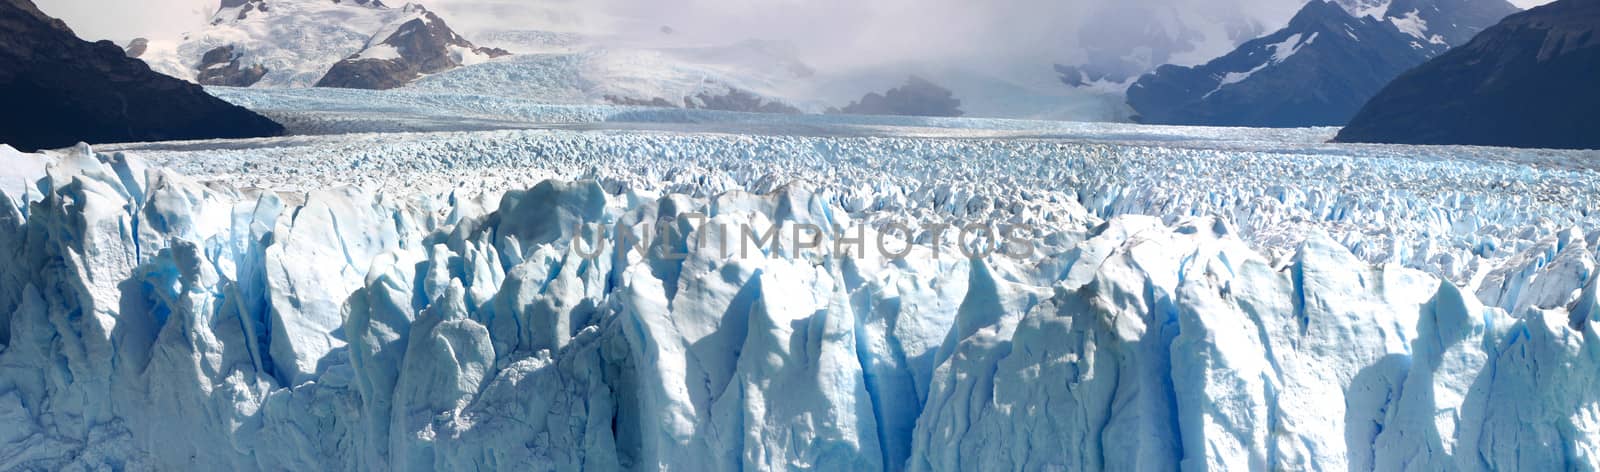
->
xmin=2 ymin=115 xmax=1600 ymax=471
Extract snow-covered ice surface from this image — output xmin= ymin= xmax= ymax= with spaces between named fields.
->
xmin=4 ymin=102 xmax=1600 ymax=470
xmin=398 ymin=35 xmax=1129 ymax=122
xmin=205 ymin=85 xmax=1316 ymax=141
xmin=405 ymin=42 xmax=814 ymax=110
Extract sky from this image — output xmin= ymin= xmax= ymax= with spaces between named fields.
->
xmin=34 ymin=0 xmax=1558 ymax=68
xmin=33 ymin=0 xmax=1560 ymax=43
xmin=33 ymin=0 xmax=215 ymax=41
xmin=29 ymin=0 xmax=1292 ymax=69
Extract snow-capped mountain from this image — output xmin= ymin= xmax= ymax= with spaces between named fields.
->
xmin=111 ymin=0 xmax=1130 ymax=120
xmin=316 ymin=4 xmax=509 ymax=89
xmin=1339 ymin=0 xmax=1600 ymax=149
xmin=0 ymin=0 xmax=281 ymax=152
xmin=1055 ymin=0 xmax=1424 ymax=88
xmin=1055 ymin=0 xmax=1291 ymax=88
xmin=143 ymin=0 xmax=504 ymax=89
xmin=1126 ymin=0 xmax=1519 ymax=127
xmin=1382 ymin=0 xmax=1534 ymax=46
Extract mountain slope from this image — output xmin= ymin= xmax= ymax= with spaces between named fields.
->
xmin=1127 ymin=0 xmax=1518 ymax=127
xmin=1337 ymin=0 xmax=1600 ymax=149
xmin=834 ymin=76 xmax=964 ymax=117
xmin=316 ymin=5 xmax=509 ymax=90
xmin=1385 ymin=0 xmax=1526 ymax=46
xmin=1056 ymin=1 xmax=1278 ymax=87
xmin=0 ymin=0 xmax=282 ymax=152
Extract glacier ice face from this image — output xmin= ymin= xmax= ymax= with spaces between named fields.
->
xmin=2 ymin=128 xmax=1600 ymax=471
xmin=103 ymin=112 xmax=1600 ymax=289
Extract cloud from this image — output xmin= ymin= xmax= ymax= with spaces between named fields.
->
xmin=32 ymin=0 xmax=215 ymax=41
xmin=34 ymin=0 xmax=1556 ymax=72
xmin=421 ymin=0 xmax=1305 ymax=72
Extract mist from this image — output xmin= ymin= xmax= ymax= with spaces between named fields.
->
xmin=31 ymin=0 xmax=215 ymax=41
xmin=36 ymin=0 xmax=1556 ymax=72
xmin=422 ymin=0 xmax=1306 ymax=71
xmin=30 ymin=0 xmax=1558 ymax=119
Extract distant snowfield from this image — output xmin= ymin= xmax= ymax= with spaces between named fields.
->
xmin=4 ymin=94 xmax=1600 ymax=470
xmin=397 ymin=42 xmax=1134 ymax=122
xmin=203 ymin=85 xmax=1310 ymax=141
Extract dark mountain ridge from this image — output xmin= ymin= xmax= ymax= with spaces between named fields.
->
xmin=0 ymin=0 xmax=283 ymax=152
xmin=1126 ymin=0 xmax=1518 ymax=127
xmin=1337 ymin=0 xmax=1600 ymax=149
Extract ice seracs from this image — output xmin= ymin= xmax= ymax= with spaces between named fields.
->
xmin=3 ymin=126 xmax=1600 ymax=470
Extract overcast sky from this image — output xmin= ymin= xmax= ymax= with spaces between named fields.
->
xmin=33 ymin=0 xmax=213 ymax=41
xmin=35 ymin=0 xmax=1558 ymax=55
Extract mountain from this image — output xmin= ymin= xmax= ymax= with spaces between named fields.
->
xmin=0 ymin=0 xmax=282 ymax=152
xmin=143 ymin=0 xmax=505 ymax=89
xmin=1337 ymin=0 xmax=1600 ymax=149
xmin=1054 ymin=0 xmax=1288 ymax=88
xmin=1383 ymin=0 xmax=1530 ymax=46
xmin=315 ymin=4 xmax=510 ymax=90
xmin=1126 ymin=0 xmax=1518 ymax=127
xmin=833 ymin=76 xmax=965 ymax=117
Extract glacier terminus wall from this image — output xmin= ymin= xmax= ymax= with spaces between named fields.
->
xmin=2 ymin=133 xmax=1599 ymax=471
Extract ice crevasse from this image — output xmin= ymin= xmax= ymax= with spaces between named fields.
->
xmin=0 ymin=147 xmax=1598 ymax=471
